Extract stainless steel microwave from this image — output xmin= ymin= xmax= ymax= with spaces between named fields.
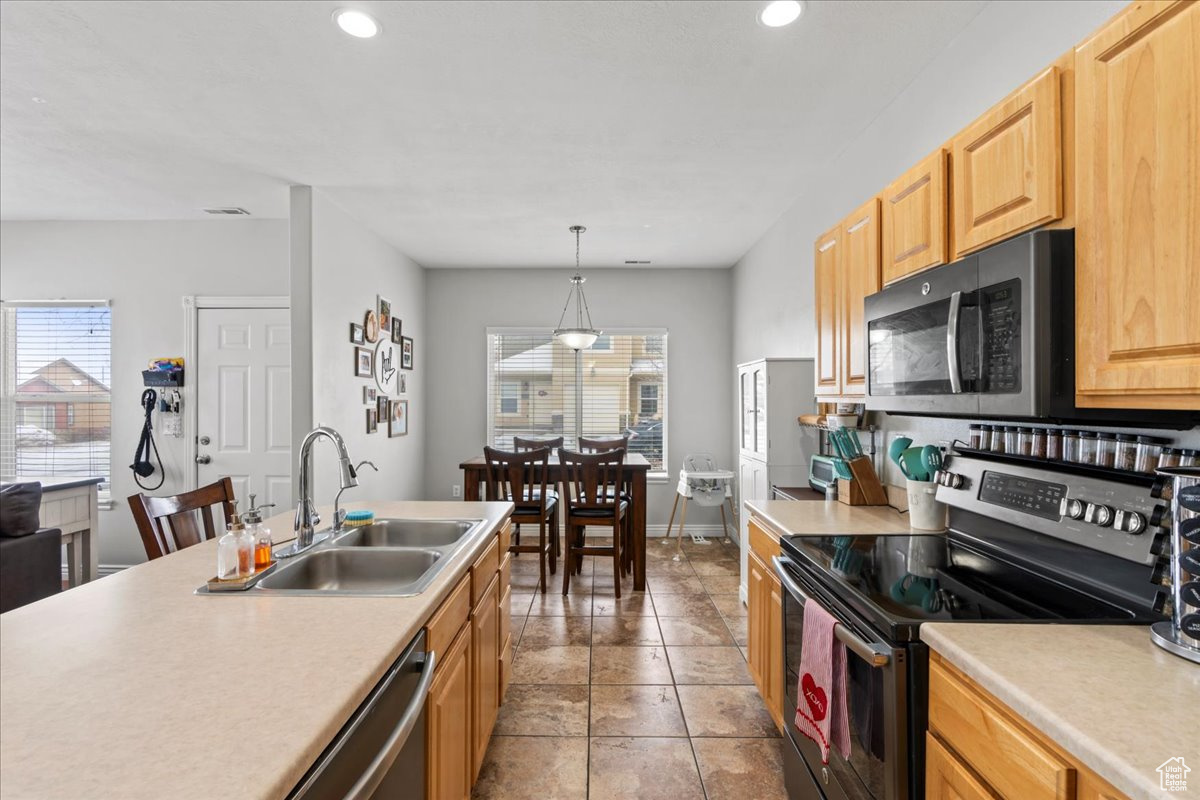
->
xmin=864 ymin=230 xmax=1075 ymax=419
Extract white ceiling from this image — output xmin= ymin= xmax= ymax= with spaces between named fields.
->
xmin=0 ymin=0 xmax=987 ymax=268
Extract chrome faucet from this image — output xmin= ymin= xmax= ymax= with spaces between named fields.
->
xmin=278 ymin=426 xmax=360 ymax=558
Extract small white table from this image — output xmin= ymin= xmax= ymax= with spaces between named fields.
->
xmin=9 ymin=477 xmax=103 ymax=586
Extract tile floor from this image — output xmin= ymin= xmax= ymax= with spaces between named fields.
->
xmin=473 ymin=534 xmax=788 ymax=800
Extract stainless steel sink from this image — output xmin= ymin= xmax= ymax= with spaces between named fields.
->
xmin=333 ymin=519 xmax=478 ymax=549
xmin=256 ymin=548 xmax=443 ymax=596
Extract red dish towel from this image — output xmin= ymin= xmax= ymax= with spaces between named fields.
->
xmin=793 ymin=599 xmax=852 ymax=764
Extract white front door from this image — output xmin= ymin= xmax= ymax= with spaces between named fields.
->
xmin=196 ymin=307 xmax=292 ymax=512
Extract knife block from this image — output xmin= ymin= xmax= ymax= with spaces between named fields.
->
xmin=837 ymin=456 xmax=889 ymax=506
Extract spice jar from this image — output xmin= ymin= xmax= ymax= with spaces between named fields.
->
xmin=1180 ymin=449 xmax=1198 ymax=467
xmin=968 ymin=424 xmax=985 ymax=450
xmin=1134 ymin=436 xmax=1163 ymax=473
xmin=1095 ymin=432 xmax=1116 ymax=468
xmin=1031 ymin=428 xmax=1048 ymax=459
xmin=1078 ymin=432 xmax=1098 ymax=465
xmin=1046 ymin=429 xmax=1063 ymax=461
xmin=1014 ymin=427 xmax=1033 ymax=456
xmin=1062 ymin=430 xmax=1080 ymax=463
xmin=1159 ymin=447 xmax=1182 ymax=469
xmin=1004 ymin=426 xmax=1019 ymax=454
xmin=978 ymin=425 xmax=994 ymax=452
xmin=1114 ymin=434 xmax=1137 ymax=471
xmin=990 ymin=425 xmax=1006 ymax=454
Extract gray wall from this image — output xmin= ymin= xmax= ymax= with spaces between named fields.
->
xmin=425 ymin=267 xmax=733 ymax=530
xmin=0 ymin=219 xmax=289 ymax=566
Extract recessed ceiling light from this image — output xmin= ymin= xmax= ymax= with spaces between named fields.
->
xmin=333 ymin=8 xmax=381 ymax=38
xmin=759 ymin=0 xmax=804 ymax=27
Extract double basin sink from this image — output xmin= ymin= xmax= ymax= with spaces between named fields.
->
xmin=250 ymin=518 xmax=485 ymax=596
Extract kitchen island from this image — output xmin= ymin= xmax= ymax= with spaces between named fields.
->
xmin=0 ymin=500 xmax=512 ymax=800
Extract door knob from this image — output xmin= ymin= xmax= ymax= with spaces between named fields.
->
xmin=196 ymin=455 xmax=212 ymax=465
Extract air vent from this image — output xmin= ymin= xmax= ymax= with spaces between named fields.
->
xmin=624 ymin=260 xmax=651 ymax=265
xmin=202 ymin=207 xmax=251 ymax=216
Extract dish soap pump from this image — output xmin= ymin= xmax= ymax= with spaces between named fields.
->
xmin=244 ymin=494 xmax=276 ymax=570
xmin=216 ymin=505 xmax=252 ymax=580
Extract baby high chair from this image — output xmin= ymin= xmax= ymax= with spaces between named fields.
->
xmin=663 ymin=453 xmax=736 ymax=560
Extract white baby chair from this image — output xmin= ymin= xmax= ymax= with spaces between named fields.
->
xmin=663 ymin=453 xmax=737 ymax=560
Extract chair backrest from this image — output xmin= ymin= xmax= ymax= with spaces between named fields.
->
xmin=128 ymin=477 xmax=237 ymax=560
xmin=513 ymin=436 xmax=564 ymax=452
xmin=558 ymin=447 xmax=625 ymax=513
xmin=483 ymin=446 xmax=551 ymax=509
xmin=578 ymin=436 xmax=630 ymax=454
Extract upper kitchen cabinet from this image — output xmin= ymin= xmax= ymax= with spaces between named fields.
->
xmin=950 ymin=66 xmax=1064 ymax=258
xmin=881 ymin=148 xmax=949 ymax=284
xmin=1075 ymin=0 xmax=1200 ymax=410
xmin=840 ymin=198 xmax=881 ymax=395
xmin=814 ymin=224 xmax=842 ymax=396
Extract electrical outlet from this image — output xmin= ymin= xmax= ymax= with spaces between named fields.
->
xmin=451 ymin=484 xmax=462 ymax=498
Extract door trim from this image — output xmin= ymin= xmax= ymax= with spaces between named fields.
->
xmin=182 ymin=296 xmax=289 ymax=491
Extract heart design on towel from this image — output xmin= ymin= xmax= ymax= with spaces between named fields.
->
xmin=801 ymin=673 xmax=828 ymax=721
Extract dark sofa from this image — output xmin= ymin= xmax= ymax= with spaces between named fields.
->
xmin=1 ymin=482 xmax=62 ymax=613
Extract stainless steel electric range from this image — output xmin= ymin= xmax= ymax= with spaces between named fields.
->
xmin=775 ymin=452 xmax=1168 ymax=800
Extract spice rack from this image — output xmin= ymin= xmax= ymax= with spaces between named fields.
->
xmin=950 ymin=444 xmax=1156 ymax=487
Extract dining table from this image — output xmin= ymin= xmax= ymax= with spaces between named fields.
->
xmin=459 ymin=452 xmax=651 ymax=591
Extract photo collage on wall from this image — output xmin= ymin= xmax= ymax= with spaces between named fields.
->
xmin=350 ymin=294 xmax=413 ymax=435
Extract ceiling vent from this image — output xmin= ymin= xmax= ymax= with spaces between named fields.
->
xmin=202 ymin=207 xmax=251 ymax=216
xmin=624 ymin=260 xmax=651 ymax=265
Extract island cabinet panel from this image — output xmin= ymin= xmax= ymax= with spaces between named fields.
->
xmin=840 ymin=198 xmax=881 ymax=395
xmin=1075 ymin=0 xmax=1200 ymax=410
xmin=814 ymin=224 xmax=842 ymax=396
xmin=951 ymin=66 xmax=1063 ymax=258
xmin=881 ymin=148 xmax=949 ymax=284
xmin=745 ymin=518 xmax=784 ymax=731
xmin=471 ymin=572 xmax=501 ymax=779
xmin=427 ymin=625 xmax=473 ymax=800
xmin=925 ymin=733 xmax=998 ymax=800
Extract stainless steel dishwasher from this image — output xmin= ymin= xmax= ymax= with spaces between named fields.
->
xmin=288 ymin=630 xmax=436 ymax=799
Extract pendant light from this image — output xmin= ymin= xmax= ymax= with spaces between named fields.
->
xmin=553 ymin=225 xmax=602 ymax=350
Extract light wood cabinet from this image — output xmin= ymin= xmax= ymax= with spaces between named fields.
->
xmin=471 ymin=572 xmax=501 ymax=779
xmin=746 ymin=518 xmax=784 ymax=732
xmin=881 ymin=148 xmax=949 ymax=284
xmin=814 ymin=224 xmax=842 ymax=396
xmin=951 ymin=66 xmax=1063 ymax=257
xmin=1074 ymin=0 xmax=1200 ymax=410
xmin=427 ymin=626 xmax=473 ymax=800
xmin=926 ymin=733 xmax=999 ymax=800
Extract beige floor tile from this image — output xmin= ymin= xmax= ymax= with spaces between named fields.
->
xmin=588 ymin=737 xmax=705 ymax=800
xmin=511 ymin=645 xmax=590 ymax=685
xmin=667 ymin=646 xmax=752 ymax=685
xmin=518 ymin=615 xmax=592 ymax=646
xmin=509 ymin=592 xmax=536 ymax=617
xmin=592 ymin=593 xmax=655 ymax=616
xmin=591 ymin=615 xmax=663 ymax=646
xmin=658 ymin=614 xmax=736 ymax=646
xmin=591 ymin=645 xmax=674 ymax=684
xmin=472 ymin=735 xmax=588 ymax=800
xmin=647 ymin=575 xmax=706 ymax=594
xmin=709 ymin=592 xmax=748 ymax=619
xmin=645 ymin=559 xmax=699 ymax=577
xmin=698 ymin=574 xmax=742 ymax=594
xmin=652 ymin=592 xmax=718 ymax=617
xmin=690 ymin=559 xmax=740 ymax=577
xmin=590 ymin=684 xmax=687 ymax=737
xmin=691 ymin=737 xmax=788 ymax=800
xmin=677 ymin=685 xmax=780 ymax=737
xmin=724 ymin=615 xmax=749 ymax=647
xmin=526 ymin=591 xmax=593 ymax=616
xmin=492 ymin=684 xmax=590 ymax=737
xmin=681 ymin=541 xmax=740 ymax=562
xmin=511 ymin=615 xmax=528 ymax=648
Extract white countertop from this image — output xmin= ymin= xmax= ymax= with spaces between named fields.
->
xmin=745 ymin=499 xmax=913 ymax=538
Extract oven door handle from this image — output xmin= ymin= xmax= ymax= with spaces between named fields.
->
xmin=947 ymin=289 xmax=963 ymax=394
xmin=772 ymin=556 xmax=891 ymax=668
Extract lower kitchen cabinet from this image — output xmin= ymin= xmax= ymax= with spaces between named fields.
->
xmin=925 ymin=733 xmax=996 ymax=800
xmin=746 ymin=518 xmax=784 ymax=732
xmin=471 ymin=572 xmax=501 ymax=779
xmin=427 ymin=626 xmax=473 ymax=800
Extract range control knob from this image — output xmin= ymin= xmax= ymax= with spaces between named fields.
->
xmin=1085 ymin=503 xmax=1114 ymax=527
xmin=1150 ymin=504 xmax=1170 ymax=529
xmin=935 ymin=470 xmax=964 ymax=489
xmin=1065 ymin=499 xmax=1086 ymax=520
xmin=1150 ymin=558 xmax=1172 ymax=587
xmin=1122 ymin=511 xmax=1147 ymax=535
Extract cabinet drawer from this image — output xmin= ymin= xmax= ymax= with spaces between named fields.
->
xmin=748 ymin=518 xmax=781 ymax=563
xmin=925 ymin=732 xmax=998 ymax=800
xmin=499 ymin=632 xmax=513 ymax=702
xmin=499 ymin=584 xmax=512 ymax=648
xmin=499 ymin=552 xmax=512 ymax=595
xmin=498 ymin=520 xmax=512 ymax=554
xmin=929 ymin=658 xmax=1074 ymax=800
xmin=426 ymin=573 xmax=471 ymax=662
xmin=471 ymin=535 xmax=500 ymax=605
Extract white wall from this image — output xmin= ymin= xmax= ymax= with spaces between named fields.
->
xmin=0 ymin=220 xmax=289 ymax=566
xmin=425 ymin=267 xmax=733 ymax=530
xmin=296 ymin=190 xmax=427 ymax=507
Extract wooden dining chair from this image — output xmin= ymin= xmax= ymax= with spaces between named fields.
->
xmin=578 ymin=436 xmax=629 ymax=453
xmin=128 ymin=477 xmax=237 ymax=560
xmin=513 ymin=436 xmax=564 ymax=452
xmin=483 ymin=446 xmax=558 ymax=593
xmin=558 ymin=447 xmax=629 ymax=597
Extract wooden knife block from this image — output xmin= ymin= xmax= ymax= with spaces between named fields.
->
xmin=837 ymin=456 xmax=889 ymax=506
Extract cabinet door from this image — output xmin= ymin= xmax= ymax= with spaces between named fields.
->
xmin=951 ymin=66 xmax=1063 ymax=258
xmin=840 ymin=199 xmax=881 ymax=395
xmin=881 ymin=148 xmax=949 ymax=284
xmin=1075 ymin=0 xmax=1200 ymax=410
xmin=746 ymin=549 xmax=767 ymax=697
xmin=427 ymin=626 xmax=472 ymax=800
xmin=926 ymin=733 xmax=1000 ymax=800
xmin=740 ymin=369 xmax=754 ymax=455
xmin=814 ymin=225 xmax=842 ymax=396
xmin=471 ymin=574 xmax=500 ymax=779
xmin=753 ymin=367 xmax=767 ymax=458
xmin=763 ymin=571 xmax=785 ymax=732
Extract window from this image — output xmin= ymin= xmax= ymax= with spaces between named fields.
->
xmin=0 ymin=302 xmax=112 ymax=501
xmin=487 ymin=329 xmax=667 ymax=473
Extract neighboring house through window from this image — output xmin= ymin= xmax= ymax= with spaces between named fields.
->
xmin=639 ymin=383 xmax=659 ymax=416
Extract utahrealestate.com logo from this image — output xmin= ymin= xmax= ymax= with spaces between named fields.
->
xmin=1158 ymin=757 xmax=1191 ymax=793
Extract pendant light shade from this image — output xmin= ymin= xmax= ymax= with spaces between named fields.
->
xmin=553 ymin=225 xmax=602 ymax=350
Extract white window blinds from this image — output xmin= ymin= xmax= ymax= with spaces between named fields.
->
xmin=486 ymin=329 xmax=667 ymax=472
xmin=0 ymin=302 xmax=112 ymax=498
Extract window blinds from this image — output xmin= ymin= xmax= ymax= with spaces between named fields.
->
xmin=0 ymin=302 xmax=112 ymax=496
xmin=486 ymin=329 xmax=667 ymax=471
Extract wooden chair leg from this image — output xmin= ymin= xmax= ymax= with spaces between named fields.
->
xmin=663 ymin=492 xmax=680 ymax=546
xmin=675 ymin=497 xmax=689 ymax=560
xmin=538 ymin=518 xmax=547 ymax=594
xmin=612 ymin=517 xmax=622 ymax=599
xmin=719 ymin=502 xmax=730 ymax=541
xmin=561 ymin=524 xmax=573 ymax=595
xmin=547 ymin=510 xmax=557 ymax=576
xmin=513 ymin=523 xmax=521 ymax=555
xmin=576 ymin=525 xmax=584 ymax=575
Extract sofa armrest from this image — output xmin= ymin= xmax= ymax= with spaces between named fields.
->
xmin=0 ymin=527 xmax=62 ymax=613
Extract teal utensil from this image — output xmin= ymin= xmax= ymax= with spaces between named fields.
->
xmin=889 ymin=436 xmax=913 ymax=468
xmin=921 ymin=445 xmax=943 ymax=478
xmin=899 ymin=446 xmax=928 ymax=480
xmin=832 ymin=457 xmax=854 ymax=481
xmin=848 ymin=429 xmax=864 ymax=457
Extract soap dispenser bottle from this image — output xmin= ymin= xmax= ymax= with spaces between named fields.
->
xmin=244 ymin=494 xmax=276 ymax=570
xmin=217 ymin=505 xmax=249 ymax=580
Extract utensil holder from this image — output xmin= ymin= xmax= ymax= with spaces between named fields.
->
xmin=1150 ymin=466 xmax=1200 ymax=664
xmin=906 ymin=479 xmax=948 ymax=531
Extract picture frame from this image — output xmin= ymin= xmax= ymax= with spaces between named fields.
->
xmin=364 ymin=309 xmax=379 ymax=343
xmin=354 ymin=346 xmax=373 ymax=377
xmin=389 ymin=399 xmax=408 ymax=437
xmin=391 ymin=317 xmax=403 ymax=344
xmin=350 ymin=322 xmax=365 ymax=345
xmin=378 ymin=295 xmax=392 ymax=332
xmin=400 ymin=336 xmax=414 ymax=370
xmin=398 ymin=373 xmax=406 ymax=394
xmin=363 ymin=386 xmax=376 ymax=404
xmin=366 ymin=408 xmax=378 ymax=434
xmin=376 ymin=395 xmax=389 ymax=421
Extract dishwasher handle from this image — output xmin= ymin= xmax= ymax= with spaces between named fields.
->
xmin=344 ymin=650 xmax=438 ymax=800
